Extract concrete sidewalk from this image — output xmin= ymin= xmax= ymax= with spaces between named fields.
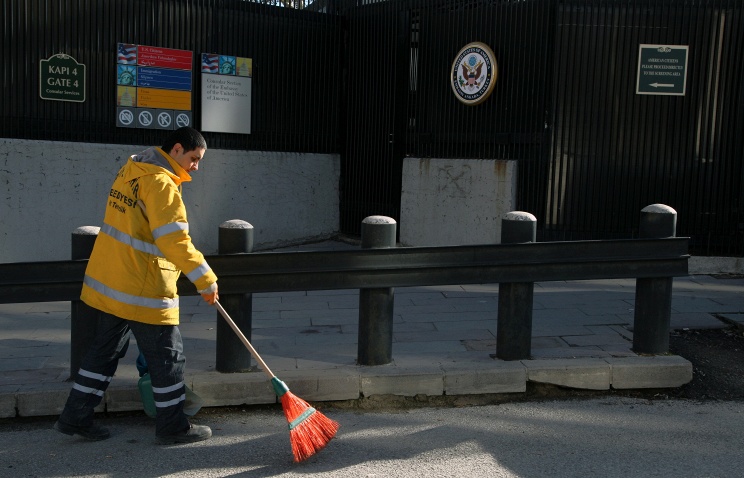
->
xmin=2 ymin=241 xmax=744 ymax=419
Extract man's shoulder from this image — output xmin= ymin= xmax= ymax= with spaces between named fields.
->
xmin=132 ymin=166 xmax=176 ymax=186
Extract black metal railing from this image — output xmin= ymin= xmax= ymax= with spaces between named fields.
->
xmin=0 ymin=222 xmax=689 ymax=369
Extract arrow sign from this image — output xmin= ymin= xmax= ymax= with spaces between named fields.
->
xmin=636 ymin=44 xmax=688 ymax=96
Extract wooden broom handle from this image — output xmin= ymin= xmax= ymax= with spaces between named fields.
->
xmin=214 ymin=300 xmax=275 ymax=379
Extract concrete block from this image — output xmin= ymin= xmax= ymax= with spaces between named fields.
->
xmin=0 ymin=393 xmax=16 ymax=418
xmin=17 ymin=385 xmax=91 ymax=417
xmin=278 ymin=369 xmax=360 ymax=401
xmin=190 ymin=371 xmax=276 ymax=406
xmin=360 ymin=366 xmax=443 ymax=397
xmin=525 ymin=359 xmax=611 ymax=390
xmin=400 ymin=157 xmax=517 ymax=247
xmin=443 ymin=361 xmax=526 ymax=395
xmin=608 ymin=355 xmax=693 ymax=389
xmin=106 ymin=385 xmax=144 ymax=413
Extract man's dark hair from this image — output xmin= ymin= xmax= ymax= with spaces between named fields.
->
xmin=162 ymin=127 xmax=207 ymax=153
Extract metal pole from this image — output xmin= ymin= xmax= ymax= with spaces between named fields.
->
xmin=633 ymin=204 xmax=677 ymax=354
xmin=70 ymin=226 xmax=100 ymax=380
xmin=216 ymin=220 xmax=254 ymax=372
xmin=496 ymin=212 xmax=536 ymax=360
xmin=358 ymin=216 xmax=397 ymax=365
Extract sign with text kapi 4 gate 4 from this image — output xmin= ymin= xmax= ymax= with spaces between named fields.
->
xmin=40 ymin=53 xmax=86 ymax=102
xmin=636 ymin=44 xmax=688 ymax=96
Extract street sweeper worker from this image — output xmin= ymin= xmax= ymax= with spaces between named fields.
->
xmin=55 ymin=126 xmax=218 ymax=444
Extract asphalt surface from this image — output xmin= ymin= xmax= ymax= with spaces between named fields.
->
xmin=2 ymin=397 xmax=744 ymax=477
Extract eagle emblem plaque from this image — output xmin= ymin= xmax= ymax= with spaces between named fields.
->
xmin=450 ymin=42 xmax=497 ymax=106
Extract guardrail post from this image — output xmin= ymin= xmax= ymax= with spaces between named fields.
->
xmin=496 ymin=212 xmax=537 ymax=360
xmin=70 ymin=226 xmax=100 ymax=380
xmin=358 ymin=216 xmax=397 ymax=365
xmin=633 ymin=204 xmax=677 ymax=354
xmin=216 ymin=220 xmax=254 ymax=372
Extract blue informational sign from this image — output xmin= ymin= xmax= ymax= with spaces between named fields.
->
xmin=137 ymin=66 xmax=192 ymax=91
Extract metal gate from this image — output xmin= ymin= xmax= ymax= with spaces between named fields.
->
xmin=3 ymin=0 xmax=744 ymax=254
xmin=338 ymin=0 xmax=744 ymax=255
xmin=339 ymin=0 xmax=554 ymax=237
xmin=546 ymin=0 xmax=744 ymax=255
xmin=339 ymin=1 xmax=409 ymax=233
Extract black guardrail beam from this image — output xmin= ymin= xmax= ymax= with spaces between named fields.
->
xmin=0 ymin=238 xmax=689 ymax=304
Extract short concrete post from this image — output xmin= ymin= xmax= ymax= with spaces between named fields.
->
xmin=216 ymin=220 xmax=254 ymax=372
xmin=70 ymin=226 xmax=100 ymax=380
xmin=633 ymin=204 xmax=677 ymax=354
xmin=358 ymin=216 xmax=397 ymax=365
xmin=496 ymin=212 xmax=537 ymax=360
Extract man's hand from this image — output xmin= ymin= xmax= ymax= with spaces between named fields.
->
xmin=199 ymin=283 xmax=219 ymax=305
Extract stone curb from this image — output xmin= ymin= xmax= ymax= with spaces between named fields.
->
xmin=0 ymin=356 xmax=692 ymax=418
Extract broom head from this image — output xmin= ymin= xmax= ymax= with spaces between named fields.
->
xmin=273 ymin=378 xmax=339 ymax=462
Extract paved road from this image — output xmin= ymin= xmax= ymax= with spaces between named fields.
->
xmin=3 ymin=397 xmax=743 ymax=477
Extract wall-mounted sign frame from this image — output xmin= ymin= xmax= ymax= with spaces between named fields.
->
xmin=116 ymin=43 xmax=194 ymax=130
xmin=200 ymin=53 xmax=252 ymax=134
xmin=450 ymin=42 xmax=497 ymax=106
xmin=39 ymin=53 xmax=86 ymax=102
xmin=636 ymin=44 xmax=688 ymax=96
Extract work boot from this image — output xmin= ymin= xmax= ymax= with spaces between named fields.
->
xmin=54 ymin=420 xmax=111 ymax=441
xmin=156 ymin=423 xmax=212 ymax=445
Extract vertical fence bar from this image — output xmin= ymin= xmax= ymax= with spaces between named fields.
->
xmin=216 ymin=220 xmax=254 ymax=373
xmin=70 ymin=226 xmax=100 ymax=380
xmin=496 ymin=211 xmax=537 ymax=360
xmin=357 ymin=215 xmax=397 ymax=365
xmin=633 ymin=204 xmax=677 ymax=354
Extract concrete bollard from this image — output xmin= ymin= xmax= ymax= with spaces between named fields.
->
xmin=70 ymin=226 xmax=100 ymax=380
xmin=358 ymin=216 xmax=397 ymax=366
xmin=633 ymin=204 xmax=677 ymax=354
xmin=496 ymin=212 xmax=537 ymax=361
xmin=216 ymin=220 xmax=254 ymax=373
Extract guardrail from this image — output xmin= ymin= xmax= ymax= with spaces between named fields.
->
xmin=0 ymin=206 xmax=688 ymax=376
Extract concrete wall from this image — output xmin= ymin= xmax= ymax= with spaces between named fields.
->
xmin=400 ymin=158 xmax=517 ymax=246
xmin=0 ymin=138 xmax=340 ymax=262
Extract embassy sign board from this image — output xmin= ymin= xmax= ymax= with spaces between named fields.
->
xmin=39 ymin=53 xmax=86 ymax=102
xmin=116 ymin=43 xmax=193 ymax=130
xmin=200 ymin=53 xmax=252 ymax=135
xmin=636 ymin=44 xmax=688 ymax=96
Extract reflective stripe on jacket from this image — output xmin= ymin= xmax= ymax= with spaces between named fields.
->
xmin=81 ymin=147 xmax=217 ymax=324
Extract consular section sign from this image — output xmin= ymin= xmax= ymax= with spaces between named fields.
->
xmin=636 ymin=44 xmax=688 ymax=96
xmin=200 ymin=53 xmax=252 ymax=135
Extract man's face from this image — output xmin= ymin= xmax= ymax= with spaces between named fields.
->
xmin=170 ymin=143 xmax=206 ymax=172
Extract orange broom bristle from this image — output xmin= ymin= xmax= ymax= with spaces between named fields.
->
xmin=216 ymin=305 xmax=339 ymax=463
xmin=281 ymin=391 xmax=340 ymax=462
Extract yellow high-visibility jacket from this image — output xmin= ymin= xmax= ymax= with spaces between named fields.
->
xmin=81 ymin=147 xmax=217 ymax=325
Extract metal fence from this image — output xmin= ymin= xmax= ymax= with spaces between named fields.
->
xmin=3 ymin=0 xmax=744 ymax=255
xmin=544 ymin=0 xmax=744 ymax=256
xmin=338 ymin=0 xmax=744 ymax=254
xmin=0 ymin=0 xmax=340 ymax=152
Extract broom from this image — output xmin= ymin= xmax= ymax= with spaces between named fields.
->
xmin=213 ymin=300 xmax=339 ymax=462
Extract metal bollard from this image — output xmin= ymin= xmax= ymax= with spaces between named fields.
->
xmin=70 ymin=226 xmax=100 ymax=380
xmin=357 ymin=216 xmax=397 ymax=365
xmin=633 ymin=204 xmax=676 ymax=354
xmin=496 ymin=212 xmax=537 ymax=360
xmin=216 ymin=220 xmax=254 ymax=372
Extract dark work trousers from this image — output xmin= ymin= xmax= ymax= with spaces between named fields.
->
xmin=59 ymin=311 xmax=190 ymax=436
